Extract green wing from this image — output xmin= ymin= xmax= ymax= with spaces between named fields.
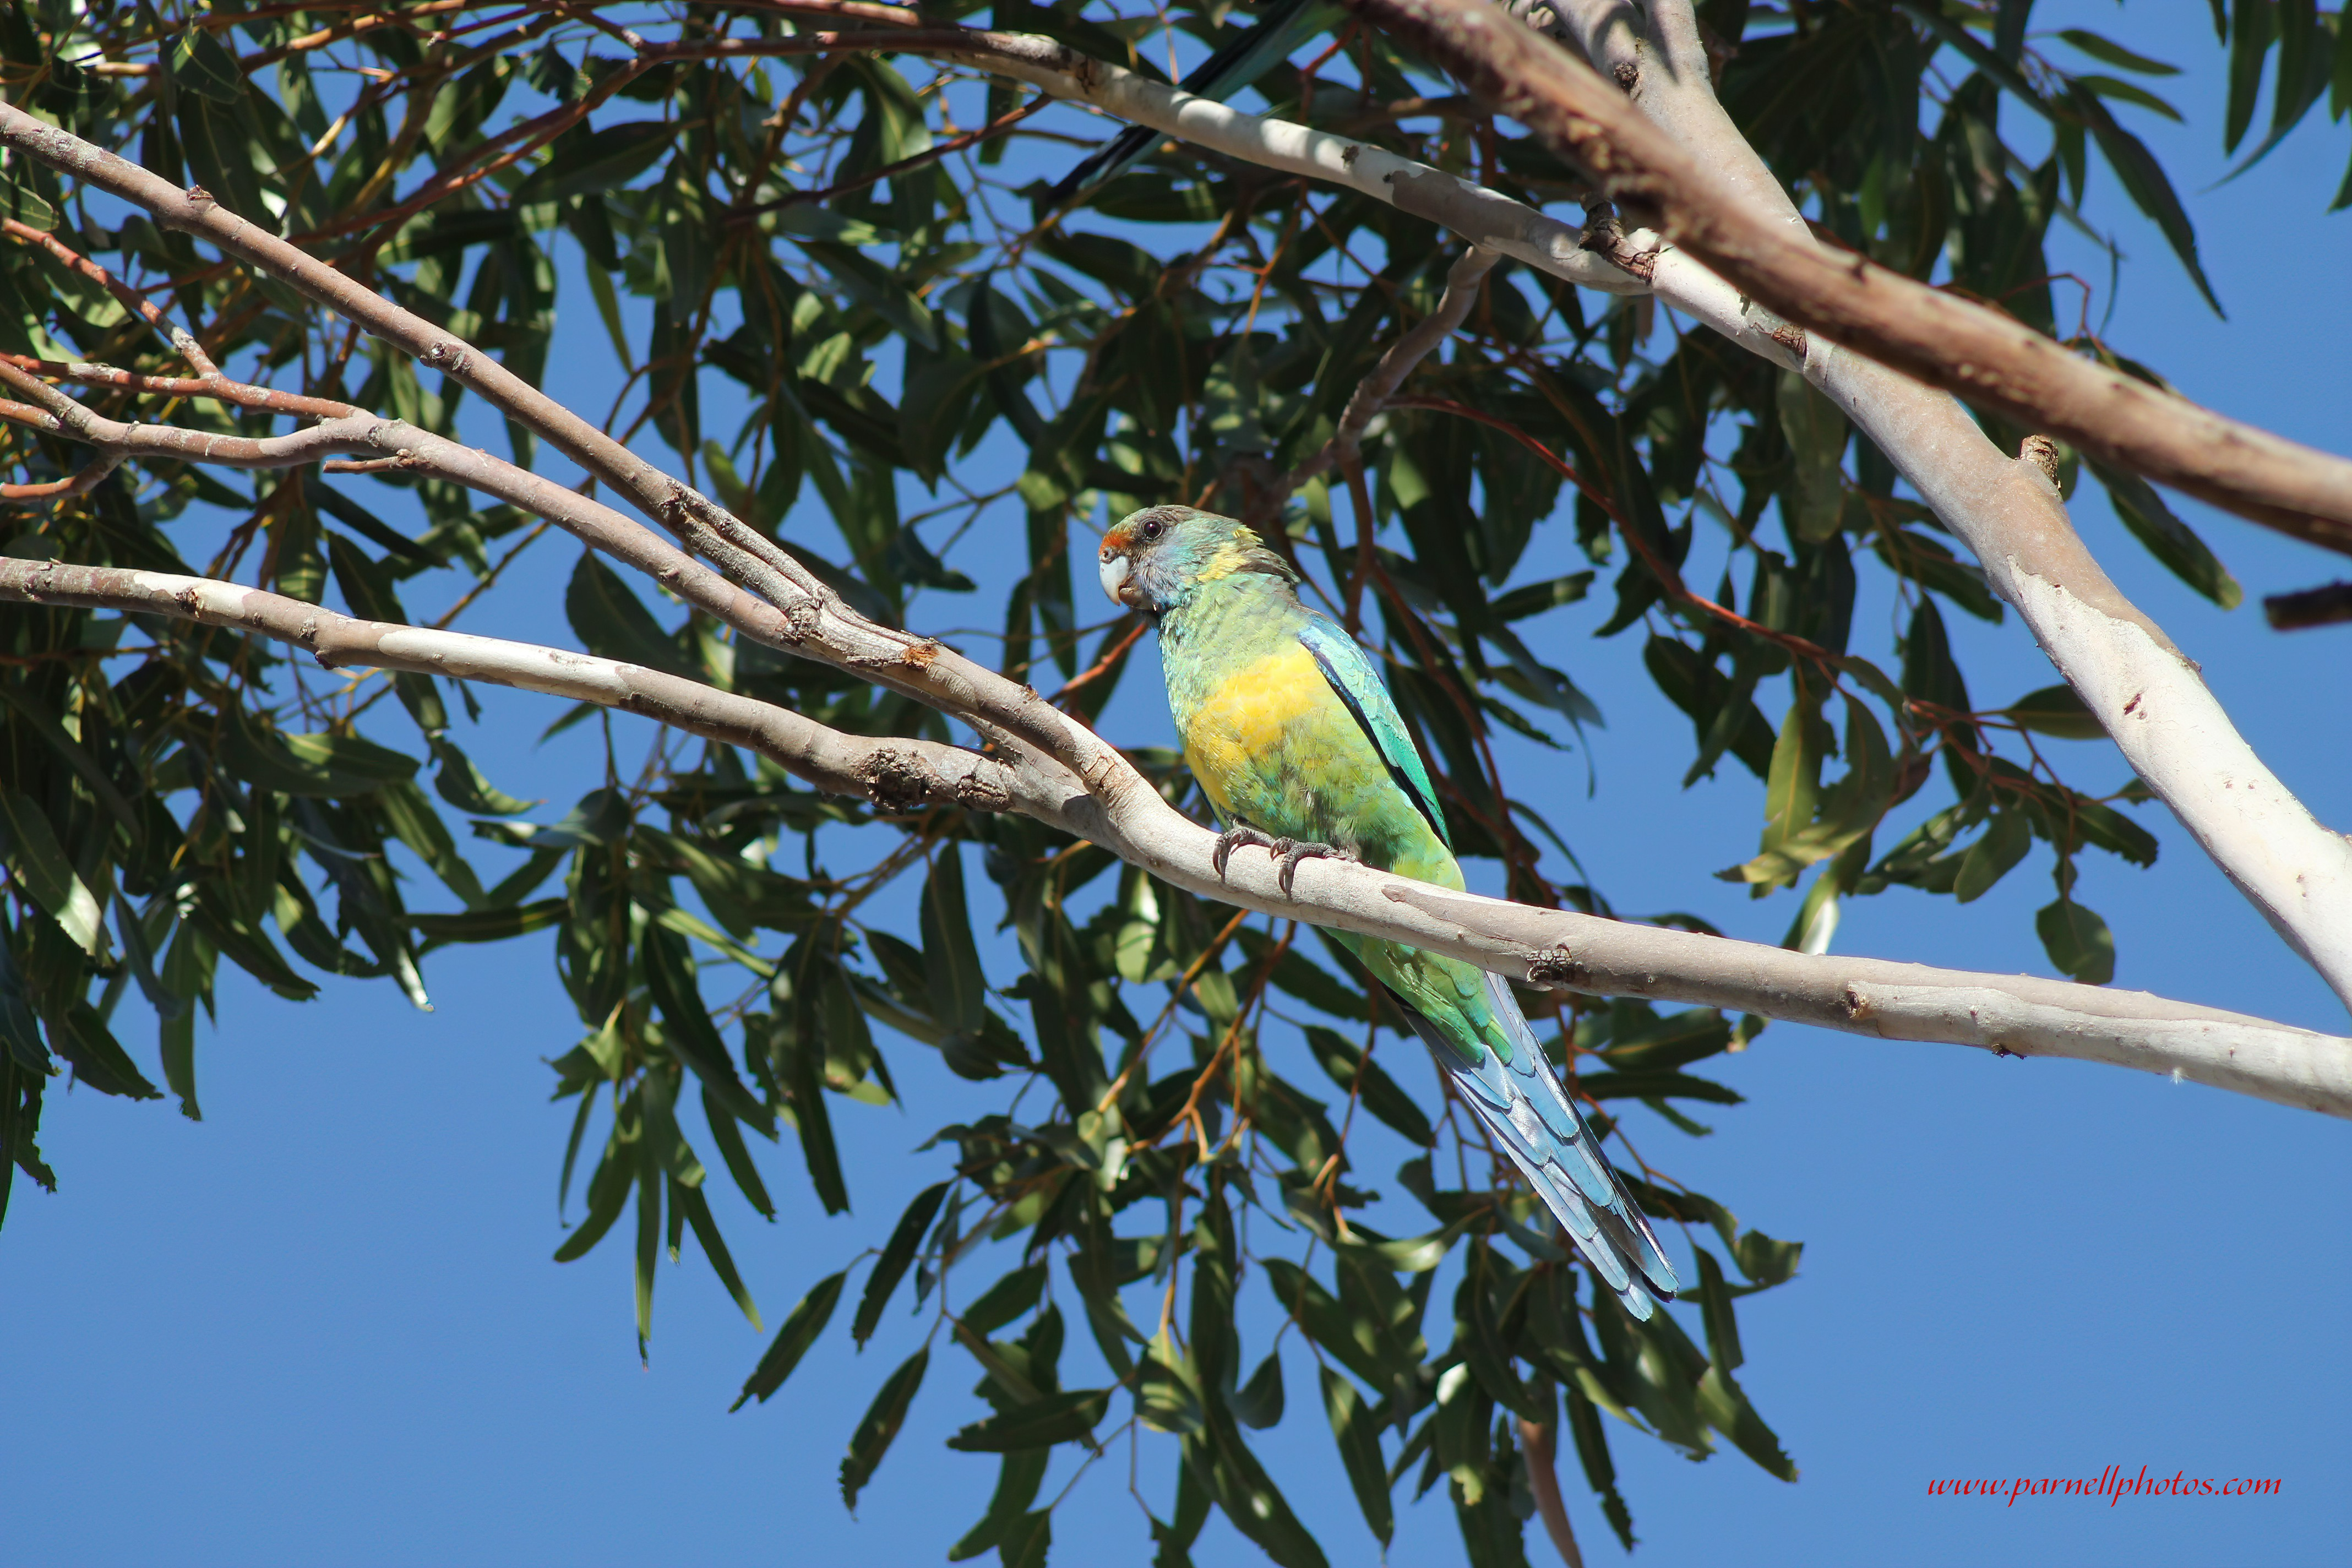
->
xmin=1295 ymin=618 xmax=1451 ymax=850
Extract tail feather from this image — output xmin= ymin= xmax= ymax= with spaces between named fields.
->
xmin=1392 ymin=973 xmax=1681 ymax=1318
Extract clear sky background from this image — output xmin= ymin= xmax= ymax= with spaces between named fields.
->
xmin=9 ymin=5 xmax=2350 ymax=1566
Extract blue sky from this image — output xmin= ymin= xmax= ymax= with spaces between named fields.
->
xmin=9 ymin=6 xmax=2350 ymax=1566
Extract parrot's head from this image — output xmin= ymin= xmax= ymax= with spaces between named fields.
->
xmin=1098 ymin=506 xmax=1296 ymax=618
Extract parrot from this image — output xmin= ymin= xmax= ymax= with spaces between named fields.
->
xmin=1097 ymin=504 xmax=1681 ymax=1319
xmin=1041 ymin=0 xmax=1341 ymax=209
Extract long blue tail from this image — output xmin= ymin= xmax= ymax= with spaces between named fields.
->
xmin=1397 ymin=971 xmax=1681 ymax=1319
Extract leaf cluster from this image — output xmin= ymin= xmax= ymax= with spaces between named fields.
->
xmin=4 ymin=1 xmax=2339 ymax=1561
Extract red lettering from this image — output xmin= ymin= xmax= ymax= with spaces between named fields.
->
xmin=1926 ymin=1465 xmax=2277 ymax=1501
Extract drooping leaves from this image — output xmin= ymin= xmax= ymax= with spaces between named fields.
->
xmin=0 ymin=6 xmax=2285 ymax=1562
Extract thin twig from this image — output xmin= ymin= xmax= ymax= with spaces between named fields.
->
xmin=0 ymin=454 xmax=119 ymax=503
xmin=1292 ymin=243 xmax=1499 ymax=487
xmin=731 ymin=92 xmax=1050 ymax=221
xmin=4 ymin=217 xmax=217 ymax=376
xmin=1519 ymin=1415 xmax=1585 ymax=1567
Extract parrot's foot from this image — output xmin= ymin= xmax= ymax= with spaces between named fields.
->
xmin=1270 ymin=838 xmax=1350 ymax=897
xmin=1212 ymin=824 xmax=1278 ymax=880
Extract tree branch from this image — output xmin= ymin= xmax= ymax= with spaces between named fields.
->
xmin=1518 ymin=1415 xmax=1586 ymax=1568
xmin=1349 ymin=0 xmax=2352 ymax=557
xmin=2 ymin=216 xmax=217 ymax=377
xmin=1418 ymin=0 xmax=2352 ymax=1011
xmin=7 ymin=556 xmax=2346 ymax=1120
xmin=0 ymin=556 xmax=1035 ymax=816
xmin=14 ymin=32 xmax=2352 ymax=1008
xmin=0 ymin=96 xmax=836 ymax=656
xmin=2263 ymin=581 xmax=2352 ymax=631
xmin=629 ymin=31 xmax=1640 ymax=294
xmin=0 ymin=454 xmax=118 ymax=504
xmin=0 ymin=350 xmax=363 ymax=421
xmin=0 ymin=94 xmax=1151 ymax=829
xmin=717 ymin=12 xmax=2352 ymax=1014
xmin=1293 ymin=243 xmax=1500 ymax=487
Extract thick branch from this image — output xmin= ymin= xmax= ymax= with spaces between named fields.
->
xmin=1455 ymin=0 xmax=2352 ymax=1010
xmin=7 ymin=556 xmax=2347 ymax=1120
xmin=0 ymin=556 xmax=1038 ymax=814
xmin=637 ymin=31 xmax=1640 ymax=295
xmin=9 ymin=33 xmax=2348 ymax=1055
xmin=14 ymin=41 xmax=2350 ymax=1009
xmin=0 ymin=95 xmax=1146 ymax=829
xmin=1348 ymin=0 xmax=2352 ymax=557
xmin=855 ymin=12 xmax=2352 ymax=1010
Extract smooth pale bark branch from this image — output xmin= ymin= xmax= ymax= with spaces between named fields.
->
xmin=7 ymin=34 xmax=2348 ymax=1098
xmin=704 ymin=15 xmax=2352 ymax=1013
xmin=0 ymin=96 xmax=825 ymax=620
xmin=0 ymin=94 xmax=1171 ymax=830
xmin=0 ymin=556 xmax=1040 ymax=814
xmin=9 ymin=32 xmax=2348 ymax=1012
xmin=40 ymin=0 xmax=2318 ymax=1016
xmin=636 ymin=14 xmax=2352 ymax=551
xmin=629 ymin=31 xmax=1642 ymax=294
xmin=0 ymin=366 xmax=1126 ymax=832
xmin=8 ymin=554 xmax=2348 ymax=1120
xmin=1495 ymin=0 xmax=2352 ymax=1011
xmin=1348 ymin=0 xmax=2352 ymax=558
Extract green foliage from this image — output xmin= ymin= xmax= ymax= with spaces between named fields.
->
xmin=2 ymin=2 xmax=2336 ymax=1561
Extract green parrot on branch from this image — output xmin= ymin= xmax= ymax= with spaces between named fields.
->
xmin=1098 ymin=505 xmax=1681 ymax=1317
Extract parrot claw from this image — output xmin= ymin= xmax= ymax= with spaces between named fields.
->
xmin=1212 ymin=824 xmax=1278 ymax=880
xmin=1271 ymin=838 xmax=1349 ymax=897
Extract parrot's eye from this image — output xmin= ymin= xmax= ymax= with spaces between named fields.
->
xmin=1140 ymin=518 xmax=1164 ymax=541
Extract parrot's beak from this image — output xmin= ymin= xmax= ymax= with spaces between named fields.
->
xmin=1097 ymin=548 xmax=1134 ymax=607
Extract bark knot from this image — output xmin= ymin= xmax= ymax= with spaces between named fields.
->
xmin=953 ymin=765 xmax=1012 ymax=812
xmin=1525 ymin=944 xmax=1587 ymax=989
xmin=857 ymin=748 xmax=936 ymax=813
xmin=2018 ymin=434 xmax=2061 ymax=485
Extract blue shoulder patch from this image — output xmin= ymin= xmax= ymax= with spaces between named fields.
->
xmin=1294 ymin=617 xmax=1450 ymax=849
